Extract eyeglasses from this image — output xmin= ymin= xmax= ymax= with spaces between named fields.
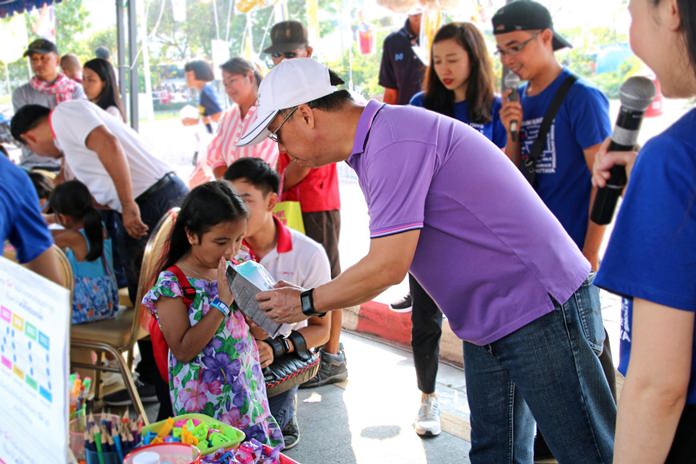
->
xmin=271 ymin=51 xmax=298 ymax=59
xmin=495 ymin=32 xmax=540 ymax=57
xmin=267 ymin=107 xmax=298 ymax=143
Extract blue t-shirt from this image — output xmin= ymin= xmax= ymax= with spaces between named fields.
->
xmin=410 ymin=92 xmax=507 ymax=148
xmin=520 ymin=68 xmax=611 ymax=248
xmin=199 ymin=84 xmax=222 ymax=134
xmin=0 ymin=156 xmax=53 ymax=263
xmin=595 ymin=108 xmax=696 ymax=404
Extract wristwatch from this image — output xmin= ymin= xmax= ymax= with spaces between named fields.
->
xmin=300 ymin=288 xmax=325 ymax=318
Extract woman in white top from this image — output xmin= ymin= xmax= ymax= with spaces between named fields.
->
xmin=206 ymin=58 xmax=279 ymax=179
xmin=82 ymin=58 xmax=126 ymax=121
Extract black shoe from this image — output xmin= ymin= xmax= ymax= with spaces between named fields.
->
xmin=389 ymin=293 xmax=412 ymax=312
xmin=103 ymin=379 xmax=158 ymax=406
xmin=299 ymin=349 xmax=348 ymax=389
xmin=282 ymin=415 xmax=300 ymax=450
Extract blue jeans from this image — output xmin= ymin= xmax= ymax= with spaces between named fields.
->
xmin=268 ymin=385 xmax=298 ymax=430
xmin=463 ymin=276 xmax=615 ymax=464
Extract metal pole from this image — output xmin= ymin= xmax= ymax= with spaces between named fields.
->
xmin=116 ymin=0 xmax=127 ymax=123
xmin=128 ymin=0 xmax=139 ymax=131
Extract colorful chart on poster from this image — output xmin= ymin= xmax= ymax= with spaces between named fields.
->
xmin=0 ymin=257 xmax=70 ymax=464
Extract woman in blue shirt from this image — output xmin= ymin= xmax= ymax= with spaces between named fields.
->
xmin=410 ymin=22 xmax=506 ymax=148
xmin=594 ymin=0 xmax=696 ymax=461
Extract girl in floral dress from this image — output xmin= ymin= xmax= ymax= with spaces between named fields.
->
xmin=143 ymin=182 xmax=283 ymax=447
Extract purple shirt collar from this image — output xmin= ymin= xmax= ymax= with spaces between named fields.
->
xmin=349 ymin=100 xmax=385 ymax=161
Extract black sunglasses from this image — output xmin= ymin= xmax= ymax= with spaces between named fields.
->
xmin=271 ymin=51 xmax=298 ymax=59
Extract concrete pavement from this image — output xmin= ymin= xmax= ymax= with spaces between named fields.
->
xmin=284 ymin=331 xmax=471 ymax=464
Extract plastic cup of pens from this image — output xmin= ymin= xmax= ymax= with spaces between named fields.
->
xmin=79 ymin=412 xmax=142 ymax=464
xmin=70 ymin=413 xmax=119 ymax=461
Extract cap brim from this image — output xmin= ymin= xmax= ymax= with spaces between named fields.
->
xmin=23 ymin=49 xmax=52 ymax=57
xmin=552 ymin=33 xmax=572 ymax=51
xmin=237 ymin=109 xmax=279 ymax=147
xmin=263 ymin=42 xmax=308 ymax=54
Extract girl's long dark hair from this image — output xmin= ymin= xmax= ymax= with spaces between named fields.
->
xmin=49 ymin=181 xmax=104 ymax=262
xmin=162 ymin=182 xmax=248 ymax=272
xmin=673 ymin=0 xmax=696 ymax=75
xmin=422 ymin=22 xmax=496 ymax=124
xmin=84 ymin=58 xmax=126 ymax=120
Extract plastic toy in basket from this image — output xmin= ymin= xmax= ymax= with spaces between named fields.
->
xmin=123 ymin=443 xmax=201 ymax=464
xmin=141 ymin=414 xmax=245 ymax=456
xmin=201 ymin=440 xmax=298 ymax=464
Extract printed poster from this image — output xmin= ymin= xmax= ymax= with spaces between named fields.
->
xmin=0 ymin=257 xmax=70 ymax=463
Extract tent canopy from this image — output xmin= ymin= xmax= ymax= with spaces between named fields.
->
xmin=0 ymin=0 xmax=62 ymax=19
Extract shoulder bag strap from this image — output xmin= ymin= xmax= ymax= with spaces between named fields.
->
xmin=522 ymin=74 xmax=578 ymax=184
xmin=166 ymin=265 xmax=196 ymax=307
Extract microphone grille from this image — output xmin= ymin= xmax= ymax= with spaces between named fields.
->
xmin=619 ymin=76 xmax=656 ymax=112
xmin=503 ymin=71 xmax=521 ymax=89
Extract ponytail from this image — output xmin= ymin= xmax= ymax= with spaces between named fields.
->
xmin=82 ymin=207 xmax=104 ymax=262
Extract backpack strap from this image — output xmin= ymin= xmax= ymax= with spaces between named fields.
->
xmin=166 ymin=265 xmax=196 ymax=306
xmin=521 ymin=74 xmax=578 ymax=186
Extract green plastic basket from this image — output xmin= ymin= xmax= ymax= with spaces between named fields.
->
xmin=141 ymin=413 xmax=245 ymax=455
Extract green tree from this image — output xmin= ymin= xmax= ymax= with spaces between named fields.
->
xmin=53 ymin=0 xmax=92 ymax=60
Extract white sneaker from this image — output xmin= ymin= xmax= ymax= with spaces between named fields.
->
xmin=414 ymin=395 xmax=441 ymax=437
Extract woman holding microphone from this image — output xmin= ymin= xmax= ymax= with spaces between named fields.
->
xmin=593 ymin=0 xmax=696 ymax=461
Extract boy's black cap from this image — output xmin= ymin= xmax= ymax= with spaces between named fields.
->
xmin=24 ymin=38 xmax=58 ymax=57
xmin=492 ymin=0 xmax=572 ymax=51
xmin=263 ymin=21 xmax=308 ymax=54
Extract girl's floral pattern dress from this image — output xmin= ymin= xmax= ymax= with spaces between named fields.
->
xmin=143 ymin=271 xmax=283 ymax=447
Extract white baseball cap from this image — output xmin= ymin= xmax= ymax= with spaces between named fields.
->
xmin=237 ymin=58 xmax=337 ymax=147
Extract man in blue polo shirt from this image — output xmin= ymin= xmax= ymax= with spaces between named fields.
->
xmin=238 ymin=58 xmax=615 ymax=462
xmin=379 ymin=9 xmax=425 ymax=105
xmin=0 ymin=155 xmax=61 ymax=284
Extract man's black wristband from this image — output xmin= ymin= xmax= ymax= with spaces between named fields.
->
xmin=288 ymin=330 xmax=310 ymax=361
xmin=300 ymin=288 xmax=325 ymax=317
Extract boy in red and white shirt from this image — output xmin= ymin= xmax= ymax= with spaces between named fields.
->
xmin=224 ymin=157 xmax=331 ymax=449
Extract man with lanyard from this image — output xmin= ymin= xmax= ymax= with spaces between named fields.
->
xmin=11 ymin=100 xmax=189 ymax=419
xmin=13 ymin=38 xmax=85 ymax=171
xmin=379 ymin=8 xmax=425 ymax=105
xmin=238 ymin=58 xmax=615 ymax=462
xmin=494 ymin=2 xmax=616 ymax=458
xmin=223 ymin=157 xmax=330 ymax=449
xmin=263 ymin=20 xmax=347 ymax=389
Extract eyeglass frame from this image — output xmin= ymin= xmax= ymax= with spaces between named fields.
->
xmin=495 ymin=31 xmax=541 ymax=58
xmin=267 ymin=106 xmax=299 ymax=143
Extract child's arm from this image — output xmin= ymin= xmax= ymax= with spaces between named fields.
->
xmin=156 ymin=295 xmax=225 ymax=363
xmin=158 ymin=258 xmax=234 ymax=363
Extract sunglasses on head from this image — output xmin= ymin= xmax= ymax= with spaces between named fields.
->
xmin=271 ymin=51 xmax=298 ymax=59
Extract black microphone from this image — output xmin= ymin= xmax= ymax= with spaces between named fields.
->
xmin=504 ymin=71 xmax=521 ymax=142
xmin=591 ymin=76 xmax=656 ymax=225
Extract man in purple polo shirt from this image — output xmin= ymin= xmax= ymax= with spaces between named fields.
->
xmin=238 ymin=58 xmax=615 ymax=462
